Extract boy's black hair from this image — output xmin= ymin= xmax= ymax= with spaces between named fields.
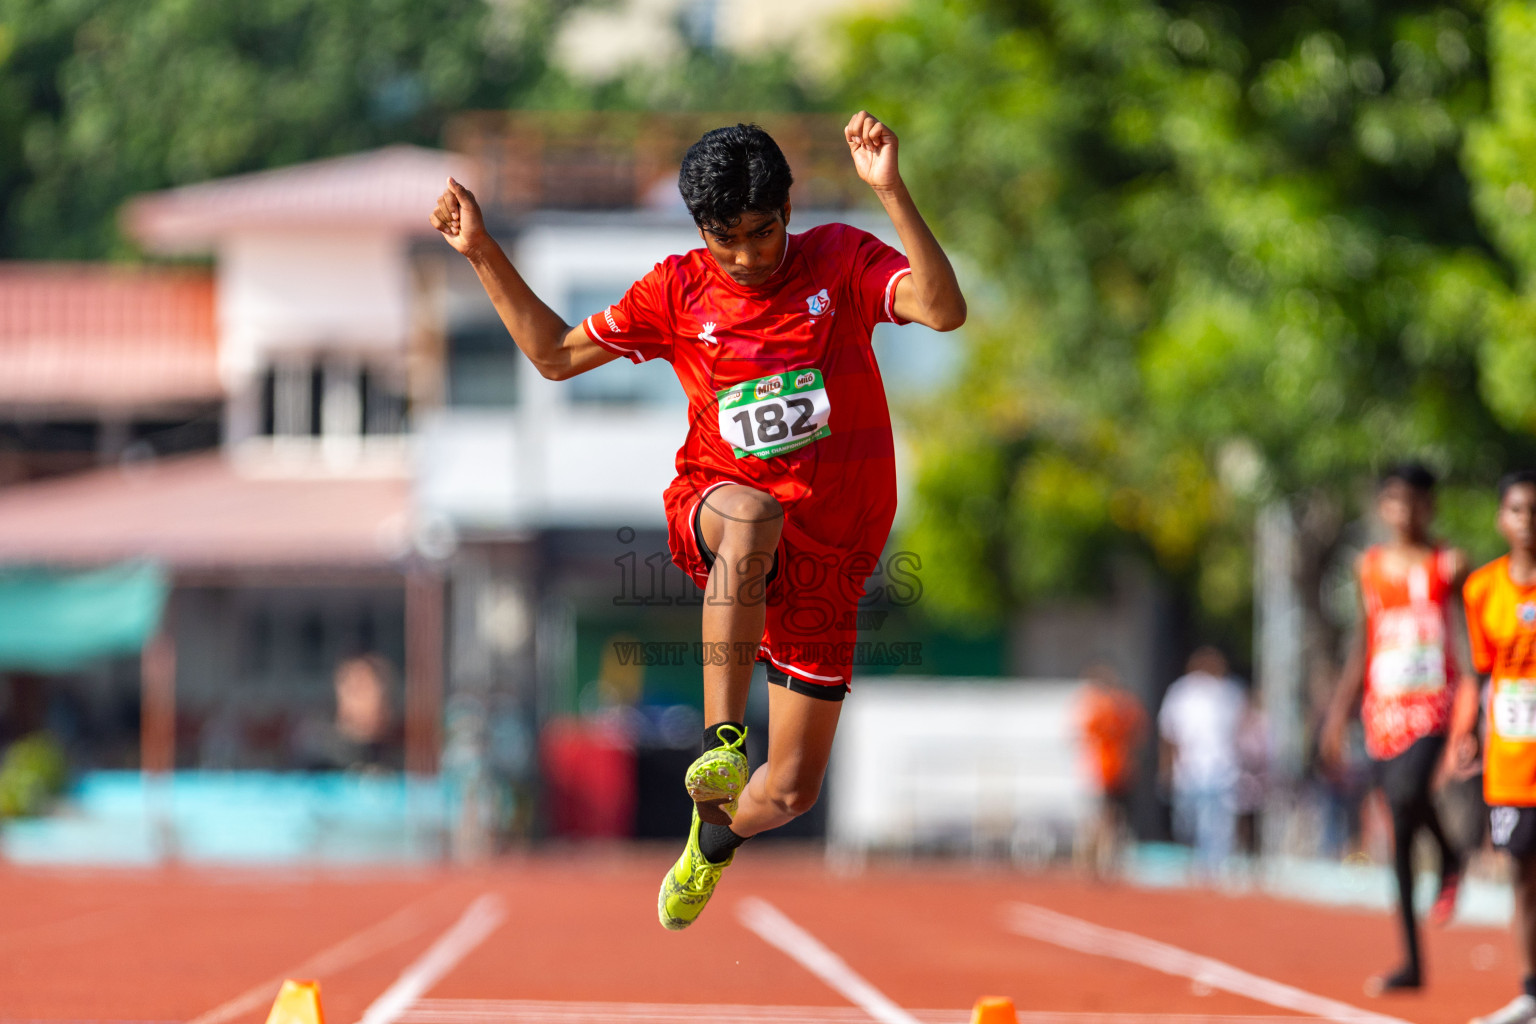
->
xmin=678 ymin=124 xmax=793 ymax=229
xmin=1379 ymin=460 xmax=1437 ymax=494
xmin=1498 ymin=469 xmax=1536 ymax=502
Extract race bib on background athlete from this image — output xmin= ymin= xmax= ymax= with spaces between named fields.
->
xmin=1369 ymin=607 xmax=1448 ymax=696
xmin=717 ymin=369 xmax=831 ymax=459
xmin=1494 ymin=679 xmax=1536 ymax=741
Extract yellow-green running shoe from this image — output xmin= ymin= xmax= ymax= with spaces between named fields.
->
xmin=685 ymin=723 xmax=748 ymax=826
xmin=657 ymin=806 xmax=732 ymax=931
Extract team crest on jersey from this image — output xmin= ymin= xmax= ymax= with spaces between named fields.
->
xmin=806 ymin=289 xmax=832 ymax=316
xmin=697 ymin=321 xmax=718 ymax=346
xmin=1521 ymin=602 xmax=1536 ymax=625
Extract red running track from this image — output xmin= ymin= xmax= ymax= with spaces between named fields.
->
xmin=0 ymin=849 xmax=1515 ymax=1024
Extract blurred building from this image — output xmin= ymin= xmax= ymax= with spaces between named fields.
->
xmin=0 ymin=150 xmax=449 ymax=808
xmin=550 ymin=0 xmax=903 ymax=83
xmin=0 ymin=265 xmax=222 ymax=486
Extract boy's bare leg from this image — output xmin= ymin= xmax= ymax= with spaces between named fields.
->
xmin=1518 ymin=856 xmax=1536 ymax=979
xmin=697 ymin=485 xmax=782 ymax=726
xmin=1471 ymin=855 xmax=1536 ymax=1023
xmin=730 ymin=683 xmax=842 ymax=837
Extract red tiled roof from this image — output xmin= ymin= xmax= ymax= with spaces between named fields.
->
xmin=124 ymin=145 xmax=470 ymax=254
xmin=0 ymin=454 xmax=411 ymax=570
xmin=0 ymin=263 xmax=220 ymax=408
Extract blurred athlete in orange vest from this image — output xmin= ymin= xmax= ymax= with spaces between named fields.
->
xmin=1458 ymin=471 xmax=1536 ymax=1024
xmin=1076 ymin=664 xmax=1147 ymax=878
xmin=1323 ymin=462 xmax=1467 ymax=996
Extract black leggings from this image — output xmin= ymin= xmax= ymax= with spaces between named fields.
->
xmin=1373 ymin=734 xmax=1460 ymax=975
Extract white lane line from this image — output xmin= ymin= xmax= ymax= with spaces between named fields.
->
xmin=186 ymin=891 xmax=447 ymax=1024
xmin=354 ymin=894 xmax=507 ymax=1024
xmin=398 ymin=1000 xmax=1340 ymax=1024
xmin=1003 ymin=903 xmax=1413 ymax=1024
xmin=736 ymin=897 xmax=920 ymax=1024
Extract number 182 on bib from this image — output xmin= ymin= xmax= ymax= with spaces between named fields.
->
xmin=716 ymin=368 xmax=832 ymax=460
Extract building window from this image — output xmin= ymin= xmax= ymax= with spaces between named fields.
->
xmin=362 ymin=367 xmax=409 ymax=433
xmin=564 ymin=285 xmax=685 ymax=407
xmin=566 ymin=355 xmax=685 ymax=407
xmin=258 ymin=357 xmax=408 ymax=437
xmin=446 ymin=326 xmax=519 ymax=408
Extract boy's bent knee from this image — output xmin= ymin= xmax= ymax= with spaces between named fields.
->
xmin=706 ymin=487 xmax=783 ymax=529
xmin=766 ymin=777 xmax=823 ymax=818
xmin=706 ymin=487 xmax=783 ymax=577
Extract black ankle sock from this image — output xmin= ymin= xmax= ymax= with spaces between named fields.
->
xmin=699 ymin=822 xmax=747 ymax=864
xmin=701 ymin=721 xmax=745 ymax=755
xmin=1522 ymin=975 xmax=1536 ymax=1000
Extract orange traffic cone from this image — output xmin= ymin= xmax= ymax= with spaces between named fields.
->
xmin=971 ymin=996 xmax=1017 ymax=1024
xmin=264 ymin=980 xmax=325 ymax=1024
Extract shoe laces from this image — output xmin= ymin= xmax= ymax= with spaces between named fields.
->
xmin=686 ymin=859 xmax=723 ymax=893
xmin=709 ymin=723 xmax=748 ymax=754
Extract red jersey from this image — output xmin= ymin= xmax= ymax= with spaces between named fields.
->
xmin=1358 ymin=545 xmax=1458 ymax=760
xmin=583 ymin=223 xmax=912 ymax=567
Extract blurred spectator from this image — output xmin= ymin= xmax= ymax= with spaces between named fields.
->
xmin=1234 ymin=693 xmax=1272 ymax=858
xmin=540 ymin=716 xmax=636 ymax=839
xmin=335 ymin=655 xmax=395 ymax=755
xmin=1306 ymin=696 xmax=1371 ymax=858
xmin=1074 ymin=663 xmax=1146 ymax=878
xmin=1159 ymin=646 xmax=1246 ymax=877
xmin=293 ymin=654 xmax=400 ymax=771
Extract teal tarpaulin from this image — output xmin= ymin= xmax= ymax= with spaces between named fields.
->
xmin=0 ymin=563 xmax=169 ymax=672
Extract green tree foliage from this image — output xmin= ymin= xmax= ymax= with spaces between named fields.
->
xmin=0 ymin=732 xmax=67 ymax=818
xmin=1467 ymin=1 xmax=1536 ymax=431
xmin=0 ymin=0 xmax=825 ymax=259
xmin=0 ymin=0 xmax=581 ymax=258
xmin=843 ymin=0 xmax=1536 ymax=652
xmin=571 ymin=45 xmax=829 ymax=114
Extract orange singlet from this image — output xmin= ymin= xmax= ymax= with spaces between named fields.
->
xmin=1359 ymin=546 xmax=1458 ymax=761
xmin=1464 ymin=556 xmax=1536 ymax=807
xmin=1077 ymin=685 xmax=1145 ymax=795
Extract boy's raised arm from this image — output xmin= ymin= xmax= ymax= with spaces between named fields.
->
xmin=844 ymin=112 xmax=967 ymax=333
xmin=430 ymin=178 xmax=617 ymax=381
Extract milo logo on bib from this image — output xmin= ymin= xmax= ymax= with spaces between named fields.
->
xmin=717 ymin=368 xmax=832 ymax=460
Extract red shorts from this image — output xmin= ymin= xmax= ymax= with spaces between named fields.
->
xmin=664 ymin=478 xmax=865 ymax=694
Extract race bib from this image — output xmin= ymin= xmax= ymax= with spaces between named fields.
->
xmin=1370 ymin=608 xmax=1447 ymax=696
xmin=1494 ymin=679 xmax=1536 ymax=741
xmin=717 ymin=369 xmax=831 ymax=459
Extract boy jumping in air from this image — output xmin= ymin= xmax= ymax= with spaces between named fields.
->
xmin=429 ymin=113 xmax=966 ymax=929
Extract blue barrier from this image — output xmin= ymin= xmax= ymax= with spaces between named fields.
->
xmin=0 ymin=771 xmax=451 ymax=865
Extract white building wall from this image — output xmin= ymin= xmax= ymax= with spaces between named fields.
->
xmin=219 ymin=230 xmax=411 ymax=383
xmin=553 ymin=0 xmax=903 ymax=82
